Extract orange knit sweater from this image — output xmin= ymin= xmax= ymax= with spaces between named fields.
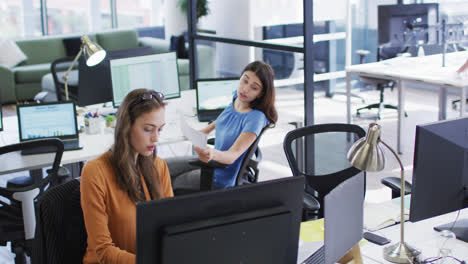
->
xmin=80 ymin=152 xmax=173 ymax=264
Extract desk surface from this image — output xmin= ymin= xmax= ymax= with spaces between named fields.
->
xmin=346 ymin=51 xmax=468 ymax=154
xmin=297 ymin=206 xmax=468 ymax=263
xmin=0 ymin=90 xmax=202 ymax=175
xmin=360 ymin=208 xmax=468 ymax=263
xmin=346 ymin=51 xmax=468 ymax=89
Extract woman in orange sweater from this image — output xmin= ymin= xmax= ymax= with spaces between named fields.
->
xmin=81 ymin=88 xmax=174 ymax=264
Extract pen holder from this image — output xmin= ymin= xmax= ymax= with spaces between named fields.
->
xmin=85 ymin=117 xmax=102 ymax=135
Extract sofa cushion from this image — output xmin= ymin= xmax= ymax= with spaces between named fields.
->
xmin=96 ymin=30 xmax=139 ymax=51
xmin=14 ymin=63 xmax=51 ymax=83
xmin=16 ymin=37 xmax=67 ymax=65
xmin=0 ymin=40 xmax=28 ymax=68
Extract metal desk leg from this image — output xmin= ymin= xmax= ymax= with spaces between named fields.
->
xmin=439 ymin=87 xmax=448 ymax=120
xmin=346 ymin=72 xmax=352 ymax=124
xmin=460 ymin=86 xmax=467 ymax=117
xmin=397 ymin=80 xmax=404 ymax=154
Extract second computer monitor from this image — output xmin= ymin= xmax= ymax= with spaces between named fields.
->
xmin=196 ymin=78 xmax=239 ymax=122
xmin=410 ymin=117 xmax=468 ymax=242
xmin=110 ymin=52 xmax=180 ymax=108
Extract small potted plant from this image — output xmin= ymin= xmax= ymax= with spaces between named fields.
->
xmin=178 ymin=0 xmax=210 ymax=21
xmin=105 ymin=115 xmax=116 ymax=128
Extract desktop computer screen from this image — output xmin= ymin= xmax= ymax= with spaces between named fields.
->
xmin=110 ymin=52 xmax=180 ymax=108
xmin=78 ymin=46 xmax=153 ymax=107
xmin=196 ymin=78 xmax=239 ymax=122
xmin=410 ymin=117 xmax=468 ymax=242
xmin=378 ymin=3 xmax=439 ymax=47
xmin=136 ymin=176 xmax=304 ymax=264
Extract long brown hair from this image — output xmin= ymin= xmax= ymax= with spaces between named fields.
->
xmin=243 ymin=61 xmax=278 ymax=126
xmin=111 ymin=88 xmax=166 ymax=202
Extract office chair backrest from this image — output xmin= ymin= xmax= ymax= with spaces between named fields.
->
xmin=283 ymin=123 xmax=366 ymax=217
xmin=235 ymin=126 xmax=269 ymax=186
xmin=0 ymin=138 xmax=64 ymax=239
xmin=32 ymin=178 xmax=86 ymax=264
xmin=51 ymin=56 xmax=78 ymax=102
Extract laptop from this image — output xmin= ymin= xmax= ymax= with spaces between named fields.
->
xmin=196 ymin=78 xmax=239 ymax=122
xmin=300 ymin=173 xmax=364 ymax=264
xmin=17 ymin=101 xmax=83 ymax=155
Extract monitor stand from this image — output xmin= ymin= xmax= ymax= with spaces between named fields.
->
xmin=434 ymin=219 xmax=468 ymax=243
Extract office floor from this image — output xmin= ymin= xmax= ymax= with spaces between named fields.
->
xmin=0 ymin=83 xmax=463 ymax=263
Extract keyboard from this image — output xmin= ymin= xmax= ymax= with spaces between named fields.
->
xmin=302 ymin=246 xmax=324 ymax=264
xmin=21 ymin=139 xmax=82 ymax=155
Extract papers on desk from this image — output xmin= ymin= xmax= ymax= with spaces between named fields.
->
xmin=364 ymin=199 xmax=409 ymax=232
xmin=180 ymin=116 xmax=207 ymax=149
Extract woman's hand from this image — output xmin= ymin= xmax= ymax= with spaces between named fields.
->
xmin=194 ymin=146 xmax=214 ymax=163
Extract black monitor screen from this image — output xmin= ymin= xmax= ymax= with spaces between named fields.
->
xmin=378 ymin=3 xmax=439 ymax=47
xmin=78 ymin=46 xmax=153 ymax=107
xmin=410 ymin=117 xmax=468 ymax=242
xmin=136 ymin=176 xmax=304 ymax=264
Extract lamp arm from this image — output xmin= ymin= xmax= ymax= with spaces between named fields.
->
xmin=62 ymin=44 xmax=83 ymax=100
xmin=380 ymin=139 xmax=406 ymax=245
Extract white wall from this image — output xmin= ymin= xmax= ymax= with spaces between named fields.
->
xmin=163 ymin=0 xmax=187 ymax=39
xmin=200 ymin=0 xmax=252 ymax=76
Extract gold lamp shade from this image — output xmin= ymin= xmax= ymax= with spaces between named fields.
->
xmin=81 ymin=35 xmax=106 ymax=67
xmin=347 ymin=123 xmax=385 ymax=172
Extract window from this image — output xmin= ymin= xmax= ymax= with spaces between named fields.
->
xmin=46 ymin=0 xmax=111 ymax=35
xmin=0 ymin=0 xmax=42 ymax=38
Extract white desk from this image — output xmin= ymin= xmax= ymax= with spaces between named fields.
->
xmin=0 ymin=90 xmax=201 ymax=175
xmin=360 ymin=209 xmax=468 ymax=263
xmin=346 ymin=51 xmax=468 ymax=153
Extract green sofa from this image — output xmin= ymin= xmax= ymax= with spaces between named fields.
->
xmin=0 ymin=29 xmax=215 ymax=104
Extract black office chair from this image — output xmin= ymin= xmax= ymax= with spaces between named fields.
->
xmin=51 ymin=56 xmax=79 ymax=102
xmin=32 ymin=178 xmax=86 ymax=264
xmin=283 ymin=123 xmax=366 ymax=220
xmin=380 ymin=177 xmax=412 ymax=199
xmin=0 ymin=139 xmax=64 ymax=264
xmin=171 ymin=126 xmax=268 ymax=195
xmin=356 ymin=46 xmax=408 ymax=120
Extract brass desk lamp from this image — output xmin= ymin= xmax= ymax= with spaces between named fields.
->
xmin=347 ymin=123 xmax=420 ymax=263
xmin=62 ymin=35 xmax=106 ymax=100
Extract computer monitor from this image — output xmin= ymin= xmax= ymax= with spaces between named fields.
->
xmin=378 ymin=3 xmax=439 ymax=47
xmin=77 ymin=46 xmax=153 ymax=107
xmin=110 ymin=52 xmax=180 ymax=108
xmin=136 ymin=176 xmax=304 ymax=264
xmin=196 ymin=78 xmax=239 ymax=122
xmin=410 ymin=117 xmax=468 ymax=242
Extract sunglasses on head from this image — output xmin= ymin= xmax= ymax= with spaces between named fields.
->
xmin=129 ymin=91 xmax=164 ymax=109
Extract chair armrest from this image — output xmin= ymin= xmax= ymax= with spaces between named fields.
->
xmin=207 ymin=138 xmax=215 ymax=145
xmin=188 ymin=158 xmax=228 ymax=169
xmin=381 ymin=176 xmax=412 ymax=198
xmin=303 ymin=192 xmax=320 ymax=211
xmin=188 ymin=158 xmax=228 ymax=191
